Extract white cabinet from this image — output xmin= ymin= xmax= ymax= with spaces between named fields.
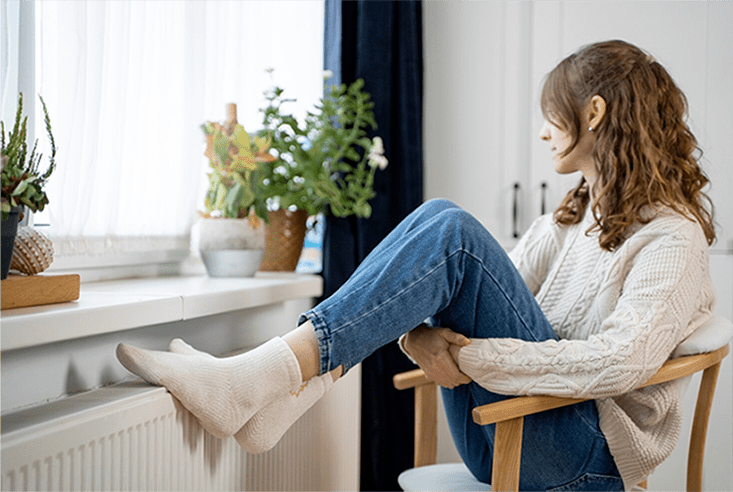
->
xmin=424 ymin=2 xmax=733 ymax=252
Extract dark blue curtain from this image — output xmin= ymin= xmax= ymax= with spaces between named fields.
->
xmin=323 ymin=1 xmax=423 ymax=490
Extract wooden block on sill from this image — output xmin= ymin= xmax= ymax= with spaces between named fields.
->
xmin=1 ymin=273 xmax=81 ymax=310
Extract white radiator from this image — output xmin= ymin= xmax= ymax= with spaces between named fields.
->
xmin=1 ymin=366 xmax=361 ymax=491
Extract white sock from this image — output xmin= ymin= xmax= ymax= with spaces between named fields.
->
xmin=168 ymin=338 xmax=334 ymax=454
xmin=168 ymin=338 xmax=216 ymax=358
xmin=234 ymin=373 xmax=334 ymax=453
xmin=116 ymin=337 xmax=302 ymax=439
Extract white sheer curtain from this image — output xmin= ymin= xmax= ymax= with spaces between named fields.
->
xmin=1 ymin=0 xmax=20 ymax=123
xmin=33 ymin=0 xmax=324 ymax=245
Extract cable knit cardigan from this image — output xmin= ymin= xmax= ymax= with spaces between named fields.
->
xmin=450 ymin=208 xmax=715 ymax=489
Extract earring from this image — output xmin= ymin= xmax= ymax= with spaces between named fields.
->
xmin=588 ymin=126 xmax=594 ymax=132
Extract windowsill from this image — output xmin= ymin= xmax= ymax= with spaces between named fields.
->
xmin=1 ymin=272 xmax=323 ymax=352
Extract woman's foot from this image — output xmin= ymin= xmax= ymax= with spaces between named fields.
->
xmin=234 ymin=373 xmax=334 ymax=453
xmin=168 ymin=338 xmax=334 ymax=453
xmin=116 ymin=337 xmax=302 ymax=439
xmin=168 ymin=338 xmax=216 ymax=358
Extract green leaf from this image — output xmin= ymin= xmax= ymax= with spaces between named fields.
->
xmin=213 ymin=131 xmax=230 ymax=164
xmin=240 ymin=183 xmax=255 ymax=208
xmin=12 ymin=179 xmax=29 ymax=196
xmin=226 ymin=184 xmax=245 ymax=217
xmin=18 ymin=196 xmax=34 ymax=209
xmin=232 ymin=124 xmax=251 ymax=151
xmin=358 ymin=202 xmax=372 ymax=218
xmin=254 ymin=201 xmax=269 ymax=223
xmin=201 ymin=122 xmax=215 ymax=135
xmin=214 ymin=182 xmax=228 ymax=211
xmin=345 ymin=148 xmax=361 ymax=162
xmin=357 ymin=137 xmax=372 ymax=149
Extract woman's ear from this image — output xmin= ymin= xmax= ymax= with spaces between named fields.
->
xmin=587 ymin=95 xmax=607 ymax=131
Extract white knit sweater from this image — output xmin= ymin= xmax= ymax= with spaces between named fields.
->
xmin=455 ymin=208 xmax=715 ymax=489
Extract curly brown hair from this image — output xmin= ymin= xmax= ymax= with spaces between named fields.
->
xmin=541 ymin=40 xmax=715 ymax=251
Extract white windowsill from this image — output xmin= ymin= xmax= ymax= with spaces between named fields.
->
xmin=1 ymin=272 xmax=323 ymax=352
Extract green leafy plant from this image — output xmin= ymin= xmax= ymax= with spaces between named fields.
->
xmin=1 ymin=93 xmax=56 ymax=221
xmin=259 ymin=73 xmax=388 ymax=218
xmin=201 ymin=120 xmax=274 ymax=222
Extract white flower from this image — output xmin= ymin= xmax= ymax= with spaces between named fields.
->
xmin=371 ymin=136 xmax=384 ymax=154
xmin=368 ymin=137 xmax=388 ymax=170
xmin=323 ymin=70 xmax=334 ymax=80
xmin=371 ymin=155 xmax=389 ymax=171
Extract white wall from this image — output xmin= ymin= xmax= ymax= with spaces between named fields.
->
xmin=423 ymin=3 xmax=733 ymax=490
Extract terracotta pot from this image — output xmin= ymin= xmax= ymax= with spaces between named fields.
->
xmin=260 ymin=209 xmax=309 ymax=272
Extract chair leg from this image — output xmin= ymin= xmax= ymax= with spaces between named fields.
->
xmin=492 ymin=416 xmax=524 ymax=492
xmin=687 ymin=361 xmax=722 ymax=492
xmin=414 ymin=384 xmax=438 ymax=467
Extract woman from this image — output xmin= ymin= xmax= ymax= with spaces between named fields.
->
xmin=117 ymin=40 xmax=716 ymax=491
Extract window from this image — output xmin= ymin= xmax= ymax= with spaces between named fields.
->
xmin=2 ymin=0 xmax=325 ymax=273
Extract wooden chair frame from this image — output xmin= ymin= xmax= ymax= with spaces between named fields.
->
xmin=393 ymin=344 xmax=729 ymax=492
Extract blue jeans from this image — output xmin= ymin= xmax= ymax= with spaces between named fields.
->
xmin=300 ymin=199 xmax=623 ymax=491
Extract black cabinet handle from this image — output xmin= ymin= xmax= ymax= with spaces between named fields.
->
xmin=513 ymin=182 xmax=520 ymax=238
xmin=540 ymin=181 xmax=548 ymax=215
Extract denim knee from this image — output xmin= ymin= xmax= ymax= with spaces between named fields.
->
xmin=416 ymin=200 xmax=486 ymax=243
xmin=419 ymin=198 xmax=461 ymax=216
xmin=435 ymin=206 xmax=487 ymax=243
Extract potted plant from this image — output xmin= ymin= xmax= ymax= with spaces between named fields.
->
xmin=257 ymin=72 xmax=388 ymax=271
xmin=196 ymin=103 xmax=274 ymax=277
xmin=1 ymin=93 xmax=56 ymax=280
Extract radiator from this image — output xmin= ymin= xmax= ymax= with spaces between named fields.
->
xmin=1 ymin=366 xmax=361 ymax=491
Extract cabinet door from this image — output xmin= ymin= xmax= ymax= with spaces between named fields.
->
xmin=423 ymin=2 xmax=531 ymax=244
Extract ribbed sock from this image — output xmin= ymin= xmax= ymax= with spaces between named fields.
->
xmin=116 ymin=337 xmax=302 ymax=439
xmin=168 ymin=338 xmax=334 ymax=453
xmin=233 ymin=373 xmax=334 ymax=453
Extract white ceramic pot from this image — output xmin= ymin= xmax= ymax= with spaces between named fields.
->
xmin=195 ymin=217 xmax=265 ymax=277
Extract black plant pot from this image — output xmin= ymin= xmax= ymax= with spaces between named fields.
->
xmin=1 ymin=206 xmax=21 ymax=280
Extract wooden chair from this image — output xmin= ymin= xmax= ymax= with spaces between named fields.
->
xmin=393 ymin=315 xmax=733 ymax=492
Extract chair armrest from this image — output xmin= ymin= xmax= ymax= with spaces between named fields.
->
xmin=472 ymin=344 xmax=730 ymax=426
xmin=472 ymin=394 xmax=587 ymax=426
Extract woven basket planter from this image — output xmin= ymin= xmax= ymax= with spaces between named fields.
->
xmin=260 ymin=209 xmax=309 ymax=272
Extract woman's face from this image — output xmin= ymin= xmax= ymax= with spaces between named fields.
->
xmin=539 ymin=117 xmax=598 ymax=185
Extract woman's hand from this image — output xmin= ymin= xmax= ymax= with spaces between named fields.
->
xmin=404 ymin=325 xmax=472 ymax=389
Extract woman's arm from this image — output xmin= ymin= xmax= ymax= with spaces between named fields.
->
xmin=457 ymin=218 xmax=715 ymax=399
